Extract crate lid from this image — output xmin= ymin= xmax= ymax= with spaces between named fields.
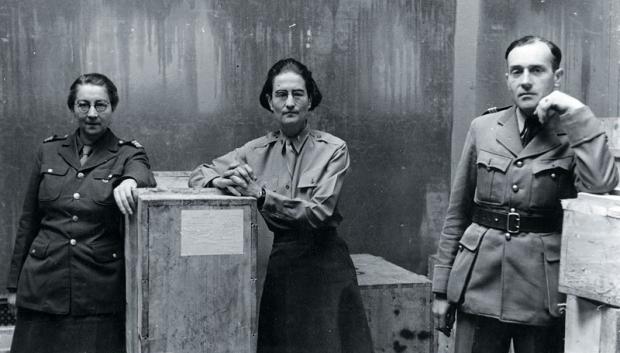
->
xmin=562 ymin=192 xmax=620 ymax=217
xmin=351 ymin=254 xmax=430 ymax=288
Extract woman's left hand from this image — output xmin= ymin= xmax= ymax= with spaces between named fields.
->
xmin=114 ymin=178 xmax=138 ymax=215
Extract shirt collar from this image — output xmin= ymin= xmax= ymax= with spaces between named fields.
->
xmin=280 ymin=125 xmax=311 ymax=154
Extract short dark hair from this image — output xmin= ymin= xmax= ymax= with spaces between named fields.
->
xmin=67 ymin=73 xmax=119 ymax=111
xmin=505 ymin=35 xmax=562 ymax=71
xmin=259 ymin=58 xmax=322 ymax=112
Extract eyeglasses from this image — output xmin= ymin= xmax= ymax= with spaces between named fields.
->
xmin=75 ymin=100 xmax=110 ymax=113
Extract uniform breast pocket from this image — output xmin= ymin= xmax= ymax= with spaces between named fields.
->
xmin=38 ymin=165 xmax=69 ymax=201
xmin=531 ymin=157 xmax=572 ymax=209
xmin=90 ymin=169 xmax=122 ymax=205
xmin=475 ymin=150 xmax=512 ymax=205
xmin=297 ymin=168 xmax=321 ymax=195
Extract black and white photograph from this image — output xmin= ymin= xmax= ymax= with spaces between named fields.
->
xmin=1 ymin=1 xmax=619 ymax=352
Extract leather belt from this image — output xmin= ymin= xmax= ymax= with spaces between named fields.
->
xmin=472 ymin=206 xmax=562 ymax=234
xmin=273 ymin=228 xmax=337 ymax=243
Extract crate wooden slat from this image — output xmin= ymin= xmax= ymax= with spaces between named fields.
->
xmin=564 ymin=294 xmax=620 ymax=353
xmin=153 ymin=171 xmax=191 ymax=189
xmin=600 ymin=117 xmax=620 ymax=194
xmin=0 ymin=326 xmax=13 ymax=353
xmin=126 ymin=189 xmax=257 ymax=353
xmin=352 ymin=254 xmax=433 ymax=353
xmin=560 ymin=193 xmax=620 ymax=306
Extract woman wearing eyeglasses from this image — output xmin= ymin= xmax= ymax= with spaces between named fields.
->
xmin=6 ymin=73 xmax=156 ymax=353
xmin=189 ymin=58 xmax=373 ymax=353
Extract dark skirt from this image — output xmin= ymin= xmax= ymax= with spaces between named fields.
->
xmin=10 ymin=308 xmax=125 ymax=353
xmin=257 ymin=231 xmax=373 ymax=353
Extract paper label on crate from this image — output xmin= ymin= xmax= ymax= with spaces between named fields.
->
xmin=180 ymin=209 xmax=244 ymax=256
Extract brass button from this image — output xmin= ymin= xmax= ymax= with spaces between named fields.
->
xmin=493 ymin=217 xmax=499 ymax=222
xmin=72 ymin=215 xmax=79 ymax=222
xmin=73 ymin=193 xmax=80 ymax=200
xmin=516 ymin=161 xmax=523 ymax=167
xmin=77 ymin=172 xmax=85 ymax=179
xmin=458 ymin=245 xmax=463 ymax=251
xmin=551 ymin=173 xmax=556 ymax=179
xmin=512 ymin=185 xmax=519 ymax=192
xmin=70 ymin=239 xmax=77 ymax=246
xmin=47 ymin=168 xmax=53 ymax=173
xmin=112 ymin=253 xmax=118 ymax=259
xmin=510 ymin=208 xmax=516 ymax=212
xmin=505 ymin=233 xmax=511 ymax=241
xmin=31 ymin=249 xmax=36 ymax=254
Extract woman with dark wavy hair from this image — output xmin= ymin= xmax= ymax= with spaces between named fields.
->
xmin=189 ymin=58 xmax=373 ymax=353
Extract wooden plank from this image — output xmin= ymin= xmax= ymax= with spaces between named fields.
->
xmin=352 ymin=254 xmax=433 ymax=353
xmin=560 ymin=193 xmax=620 ymax=306
xmin=153 ymin=171 xmax=191 ymax=189
xmin=600 ymin=118 xmax=620 ymax=194
xmin=564 ymin=294 xmax=620 ymax=353
xmin=601 ymin=118 xmax=620 ymax=152
xmin=0 ymin=326 xmax=13 ymax=353
xmin=126 ymin=190 xmax=257 ymax=353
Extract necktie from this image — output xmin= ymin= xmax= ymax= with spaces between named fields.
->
xmin=284 ymin=140 xmax=297 ymax=175
xmin=80 ymin=145 xmax=92 ymax=166
xmin=520 ymin=117 xmax=542 ymax=147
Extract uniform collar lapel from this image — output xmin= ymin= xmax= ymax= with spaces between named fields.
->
xmin=495 ymin=106 xmax=523 ymax=156
xmin=80 ymin=129 xmax=119 ymax=170
xmin=518 ymin=118 xmax=563 ymax=159
xmin=58 ymin=131 xmax=81 ymax=170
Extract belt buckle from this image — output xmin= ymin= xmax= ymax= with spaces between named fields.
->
xmin=507 ymin=212 xmax=520 ymax=233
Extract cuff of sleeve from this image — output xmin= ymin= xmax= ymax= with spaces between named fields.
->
xmin=188 ymin=167 xmax=219 ymax=188
xmin=113 ymin=176 xmax=137 ymax=188
xmin=261 ymin=189 xmax=276 ymax=212
xmin=432 ymin=265 xmax=451 ymax=293
xmin=560 ymin=106 xmax=605 ymax=146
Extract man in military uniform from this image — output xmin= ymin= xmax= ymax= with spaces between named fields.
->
xmin=432 ymin=35 xmax=618 ymax=352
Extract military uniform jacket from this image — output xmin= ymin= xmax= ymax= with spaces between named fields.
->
xmin=189 ymin=128 xmax=349 ymax=232
xmin=7 ymin=129 xmax=156 ymax=315
xmin=433 ymin=106 xmax=618 ymax=326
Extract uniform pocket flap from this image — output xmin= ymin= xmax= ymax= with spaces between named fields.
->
xmin=297 ymin=169 xmax=321 ymax=188
xmin=28 ymin=238 xmax=49 ymax=259
xmin=91 ymin=169 xmax=121 ymax=180
xmin=477 ymin=150 xmax=511 ymax=173
xmin=540 ymin=233 xmax=561 ymax=262
xmin=91 ymin=243 xmax=123 ymax=263
xmin=459 ymin=225 xmax=485 ymax=251
xmin=532 ymin=157 xmax=572 ymax=175
xmin=41 ymin=165 xmax=69 ymax=176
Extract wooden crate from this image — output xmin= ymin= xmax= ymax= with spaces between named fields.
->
xmin=565 ymin=294 xmax=620 ymax=353
xmin=560 ymin=193 xmax=620 ymax=306
xmin=126 ymin=189 xmax=258 ymax=353
xmin=352 ymin=254 xmax=433 ymax=353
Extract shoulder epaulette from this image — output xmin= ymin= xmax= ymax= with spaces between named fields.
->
xmin=482 ymin=105 xmax=511 ymax=115
xmin=118 ymin=139 xmax=144 ymax=148
xmin=43 ymin=134 xmax=68 ymax=143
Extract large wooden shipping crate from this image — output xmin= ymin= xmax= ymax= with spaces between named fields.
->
xmin=352 ymin=254 xmax=433 ymax=353
xmin=560 ymin=193 xmax=620 ymax=307
xmin=125 ymin=189 xmax=258 ymax=353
